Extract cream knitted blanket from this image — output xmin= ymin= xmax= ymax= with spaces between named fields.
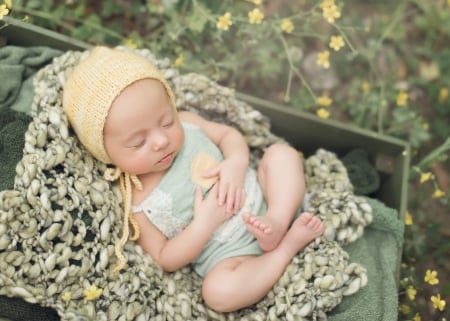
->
xmin=0 ymin=48 xmax=372 ymax=321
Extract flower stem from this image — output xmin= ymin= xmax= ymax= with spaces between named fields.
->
xmin=12 ymin=5 xmax=124 ymax=41
xmin=275 ymin=25 xmax=316 ymax=102
xmin=410 ymin=137 xmax=450 ymax=179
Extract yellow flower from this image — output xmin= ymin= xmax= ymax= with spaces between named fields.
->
xmin=317 ymin=50 xmax=330 ymax=69
xmin=404 ymin=211 xmax=413 ymax=225
xmin=123 ymin=39 xmax=137 ymax=49
xmin=61 ymin=291 xmax=72 ymax=303
xmin=419 ymin=60 xmax=440 ymax=81
xmin=396 ymin=91 xmax=408 ymax=106
xmin=420 ymin=172 xmax=432 ymax=183
xmin=317 ymin=108 xmax=330 ymax=119
xmin=320 ymin=0 xmax=335 ymax=9
xmin=362 ymin=81 xmax=370 ymax=94
xmin=174 ymin=54 xmax=184 ymax=67
xmin=83 ymin=285 xmax=103 ymax=301
xmin=329 ymin=35 xmax=345 ymax=51
xmin=424 ymin=270 xmax=439 ymax=285
xmin=5 ymin=0 xmax=12 ymax=9
xmin=413 ymin=313 xmax=421 ymax=321
xmin=406 ymin=286 xmax=417 ymax=300
xmin=432 ymin=188 xmax=445 ymax=199
xmin=438 ymin=87 xmax=448 ymax=103
xmin=217 ymin=12 xmax=232 ymax=31
xmin=422 ymin=122 xmax=429 ymax=130
xmin=431 ymin=293 xmax=446 ymax=311
xmin=317 ymin=95 xmax=332 ymax=106
xmin=281 ymin=18 xmax=294 ymax=33
xmin=248 ymin=8 xmax=264 ymax=24
xmin=248 ymin=0 xmax=262 ymax=4
xmin=322 ymin=3 xmax=341 ymax=23
xmin=400 ymin=304 xmax=411 ymax=315
xmin=0 ymin=4 xmax=10 ymax=19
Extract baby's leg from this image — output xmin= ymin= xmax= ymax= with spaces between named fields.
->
xmin=202 ymin=212 xmax=324 ymax=312
xmin=243 ymin=144 xmax=305 ymax=251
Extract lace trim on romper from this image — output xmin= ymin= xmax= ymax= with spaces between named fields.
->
xmin=132 ymin=188 xmax=186 ymax=239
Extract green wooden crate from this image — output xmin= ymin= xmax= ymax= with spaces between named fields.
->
xmin=0 ymin=16 xmax=410 ymax=321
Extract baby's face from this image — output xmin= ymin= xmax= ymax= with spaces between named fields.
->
xmin=103 ymin=78 xmax=184 ymax=177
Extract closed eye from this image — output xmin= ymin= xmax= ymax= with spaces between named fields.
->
xmin=162 ymin=120 xmax=174 ymax=128
xmin=128 ymin=140 xmax=145 ymax=148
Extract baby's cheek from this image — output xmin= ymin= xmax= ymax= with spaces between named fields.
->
xmin=132 ymin=155 xmax=153 ymax=172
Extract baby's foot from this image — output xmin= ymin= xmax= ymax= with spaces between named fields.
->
xmin=243 ymin=213 xmax=285 ymax=251
xmin=279 ymin=212 xmax=325 ymax=256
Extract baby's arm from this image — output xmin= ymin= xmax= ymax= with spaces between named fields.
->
xmin=179 ymin=111 xmax=249 ymax=214
xmin=134 ymin=184 xmax=232 ymax=272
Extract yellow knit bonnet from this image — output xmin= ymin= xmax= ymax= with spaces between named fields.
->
xmin=63 ymin=46 xmax=176 ymax=271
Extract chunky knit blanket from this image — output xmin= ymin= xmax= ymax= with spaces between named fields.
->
xmin=0 ymin=48 xmax=373 ymax=321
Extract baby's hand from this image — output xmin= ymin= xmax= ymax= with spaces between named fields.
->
xmin=202 ymin=157 xmax=246 ymax=214
xmin=193 ymin=184 xmax=233 ymax=232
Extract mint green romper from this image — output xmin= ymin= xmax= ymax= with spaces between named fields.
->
xmin=132 ymin=122 xmax=265 ymax=277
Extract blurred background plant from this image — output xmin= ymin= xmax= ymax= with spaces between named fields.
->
xmin=1 ymin=0 xmax=449 ymax=319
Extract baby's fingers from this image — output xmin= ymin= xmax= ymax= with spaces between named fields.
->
xmin=228 ymin=189 xmax=245 ymax=214
xmin=217 ymin=181 xmax=228 ymax=207
xmin=222 ymin=186 xmax=241 ymax=214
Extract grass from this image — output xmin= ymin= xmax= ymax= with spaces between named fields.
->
xmin=1 ymin=0 xmax=449 ymax=320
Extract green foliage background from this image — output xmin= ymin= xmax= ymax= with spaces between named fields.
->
xmin=1 ymin=0 xmax=450 ymax=320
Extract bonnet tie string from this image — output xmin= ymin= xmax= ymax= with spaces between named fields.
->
xmin=104 ymin=167 xmax=143 ymax=272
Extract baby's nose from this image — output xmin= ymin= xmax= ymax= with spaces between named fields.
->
xmin=152 ymin=132 xmax=169 ymax=151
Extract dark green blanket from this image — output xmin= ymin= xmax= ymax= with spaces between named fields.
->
xmin=331 ymin=151 xmax=404 ymax=320
xmin=0 ymin=45 xmax=62 ymax=113
xmin=0 ymin=46 xmax=62 ymax=191
xmin=0 ymin=296 xmax=59 ymax=321
xmin=328 ymin=197 xmax=404 ymax=321
xmin=0 ymin=108 xmax=31 ymax=191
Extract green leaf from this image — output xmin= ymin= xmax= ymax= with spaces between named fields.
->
xmin=71 ymin=25 xmax=93 ymax=41
xmin=73 ymin=1 xmax=86 ymax=19
xmin=162 ymin=0 xmax=180 ymax=10
xmin=409 ymin=122 xmax=431 ymax=148
xmin=187 ymin=2 xmax=209 ymax=34
xmin=101 ymin=2 xmax=123 ymax=18
xmin=432 ymin=119 xmax=450 ymax=141
xmin=436 ymin=49 xmax=450 ymax=72
xmin=392 ymin=107 xmax=414 ymax=123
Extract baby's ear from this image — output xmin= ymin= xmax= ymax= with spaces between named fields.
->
xmin=191 ymin=152 xmax=219 ymax=189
